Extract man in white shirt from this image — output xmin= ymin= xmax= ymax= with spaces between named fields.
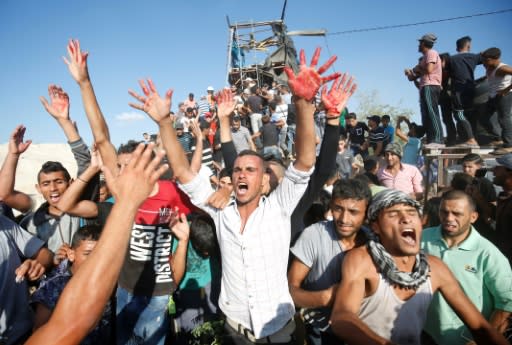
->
xmin=129 ymin=47 xmax=340 ymax=344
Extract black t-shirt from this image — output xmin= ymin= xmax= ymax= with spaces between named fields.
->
xmin=346 ymin=122 xmax=368 ymax=145
xmin=475 ymin=177 xmax=497 ymax=202
xmin=260 ymin=123 xmax=279 ymax=147
xmin=287 ymin=103 xmax=296 ymax=126
xmin=449 ymin=52 xmax=482 ymax=89
xmin=247 ymin=95 xmax=264 ymax=114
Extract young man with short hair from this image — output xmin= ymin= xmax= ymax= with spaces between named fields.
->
xmin=482 ymin=47 xmax=512 ymax=155
xmin=405 ymin=34 xmax=444 ymax=148
xmin=363 ymin=115 xmax=388 ymax=157
xmin=345 ymin=112 xmax=369 ymax=157
xmin=129 ymin=47 xmax=341 ymax=344
xmin=288 ymin=178 xmax=371 ymax=344
xmin=330 ymin=189 xmax=508 ymax=345
xmin=421 ymin=190 xmax=512 ymax=344
xmin=377 ymin=142 xmax=423 ymax=200
xmin=449 ymin=36 xmax=481 ymax=147
xmin=381 ymin=115 xmax=394 ymax=143
xmin=32 ymin=225 xmax=113 ymax=344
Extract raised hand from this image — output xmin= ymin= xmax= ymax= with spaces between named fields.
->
xmin=102 ymin=142 xmax=167 ymax=205
xmin=189 ymin=118 xmax=202 ymax=140
xmin=216 ymin=88 xmax=236 ymax=120
xmin=63 ymin=39 xmax=90 ymax=84
xmin=128 ymin=79 xmax=173 ymax=124
xmin=89 ymin=144 xmax=103 ymax=170
xmin=169 ymin=212 xmax=190 ymax=242
xmin=40 ymin=84 xmax=70 ymax=121
xmin=284 ymin=47 xmax=341 ymax=101
xmin=321 ymin=74 xmax=357 ymax=117
xmin=8 ymin=125 xmax=32 ymax=155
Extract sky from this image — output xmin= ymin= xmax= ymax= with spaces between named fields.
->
xmin=0 ymin=0 xmax=511 ymax=147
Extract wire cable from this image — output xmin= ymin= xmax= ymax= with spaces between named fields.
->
xmin=327 ymin=8 xmax=512 ymax=36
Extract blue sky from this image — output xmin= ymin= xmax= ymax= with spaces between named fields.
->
xmin=1 ymin=0 xmax=510 ymax=147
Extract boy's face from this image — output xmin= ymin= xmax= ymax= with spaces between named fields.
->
xmin=382 ymin=119 xmax=389 ymax=127
xmin=99 ymin=185 xmax=110 ymax=202
xmin=68 ymin=240 xmax=97 ymax=273
xmin=219 ymin=176 xmax=233 ymax=192
xmin=36 ymin=171 xmax=70 ymax=207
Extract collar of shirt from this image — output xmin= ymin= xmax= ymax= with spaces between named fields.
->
xmin=433 ymin=225 xmax=480 ymax=251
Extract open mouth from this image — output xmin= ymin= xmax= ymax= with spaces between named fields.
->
xmin=401 ymin=228 xmax=416 ymax=246
xmin=49 ymin=193 xmax=60 ymax=203
xmin=237 ymin=182 xmax=248 ymax=195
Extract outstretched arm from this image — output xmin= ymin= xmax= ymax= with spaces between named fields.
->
xmin=40 ymin=84 xmax=80 ymax=143
xmin=64 ymin=39 xmax=118 ymax=175
xmin=285 ymin=47 xmax=341 ymax=172
xmin=216 ymin=89 xmax=238 ymax=172
xmin=26 ymin=143 xmax=168 ymax=345
xmin=129 ymin=79 xmax=195 ymax=184
xmin=0 ymin=125 xmax=33 ymax=212
xmin=216 ymin=89 xmax=237 ymax=144
xmin=169 ymin=212 xmax=190 ymax=286
xmin=189 ymin=119 xmax=204 ymax=174
xmin=430 ymin=256 xmax=509 ymax=345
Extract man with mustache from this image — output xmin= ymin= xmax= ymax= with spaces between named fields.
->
xmin=421 ymin=190 xmax=512 ymax=344
xmin=330 ymin=189 xmax=508 ymax=345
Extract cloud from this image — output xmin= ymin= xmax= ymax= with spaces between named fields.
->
xmin=115 ymin=111 xmax=145 ymax=122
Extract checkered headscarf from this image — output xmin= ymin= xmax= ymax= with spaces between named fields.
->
xmin=367 ymin=189 xmax=422 ymax=223
xmin=366 ymin=189 xmax=429 ymax=289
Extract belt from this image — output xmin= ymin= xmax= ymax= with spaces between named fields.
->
xmin=225 ymin=317 xmax=295 ymax=344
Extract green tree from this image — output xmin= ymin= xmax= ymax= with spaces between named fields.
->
xmin=354 ymin=89 xmax=415 ymax=123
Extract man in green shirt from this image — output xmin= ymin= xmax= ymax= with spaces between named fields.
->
xmin=421 ymin=190 xmax=512 ymax=344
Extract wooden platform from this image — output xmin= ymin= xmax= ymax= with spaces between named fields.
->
xmin=422 ymin=146 xmax=498 ymax=203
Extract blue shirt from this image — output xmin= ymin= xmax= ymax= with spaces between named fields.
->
xmin=402 ymin=137 xmax=421 ymax=166
xmin=383 ymin=125 xmax=395 ymax=143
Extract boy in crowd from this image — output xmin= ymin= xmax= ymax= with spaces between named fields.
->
xmin=32 ymin=225 xmax=113 ymax=344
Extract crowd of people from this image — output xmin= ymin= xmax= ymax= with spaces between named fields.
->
xmin=0 ymin=33 xmax=511 ymax=345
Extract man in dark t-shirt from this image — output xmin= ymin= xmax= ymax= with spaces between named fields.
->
xmin=449 ymin=36 xmax=483 ymax=144
xmin=365 ymin=115 xmax=389 ymax=157
xmin=345 ymin=112 xmax=369 ymax=157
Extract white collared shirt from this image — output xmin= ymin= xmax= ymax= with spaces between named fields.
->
xmin=179 ymin=164 xmax=313 ymax=338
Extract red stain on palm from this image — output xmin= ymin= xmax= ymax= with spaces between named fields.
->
xmin=285 ymin=48 xmax=341 ymax=101
xmin=322 ymin=74 xmax=358 ymax=117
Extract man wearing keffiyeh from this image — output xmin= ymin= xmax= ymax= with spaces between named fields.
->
xmin=329 ymin=189 xmax=509 ymax=345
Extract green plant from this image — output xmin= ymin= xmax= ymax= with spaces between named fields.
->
xmin=190 ymin=319 xmax=225 ymax=345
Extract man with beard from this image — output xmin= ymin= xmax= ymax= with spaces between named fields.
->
xmin=288 ymin=178 xmax=371 ymax=344
xmin=129 ymin=48 xmax=342 ymax=344
xmin=377 ymin=142 xmax=423 ymax=200
xmin=329 ymin=189 xmax=508 ymax=345
xmin=421 ymin=190 xmax=512 ymax=344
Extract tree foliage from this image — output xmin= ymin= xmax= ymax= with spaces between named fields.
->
xmin=354 ymin=89 xmax=415 ymax=122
